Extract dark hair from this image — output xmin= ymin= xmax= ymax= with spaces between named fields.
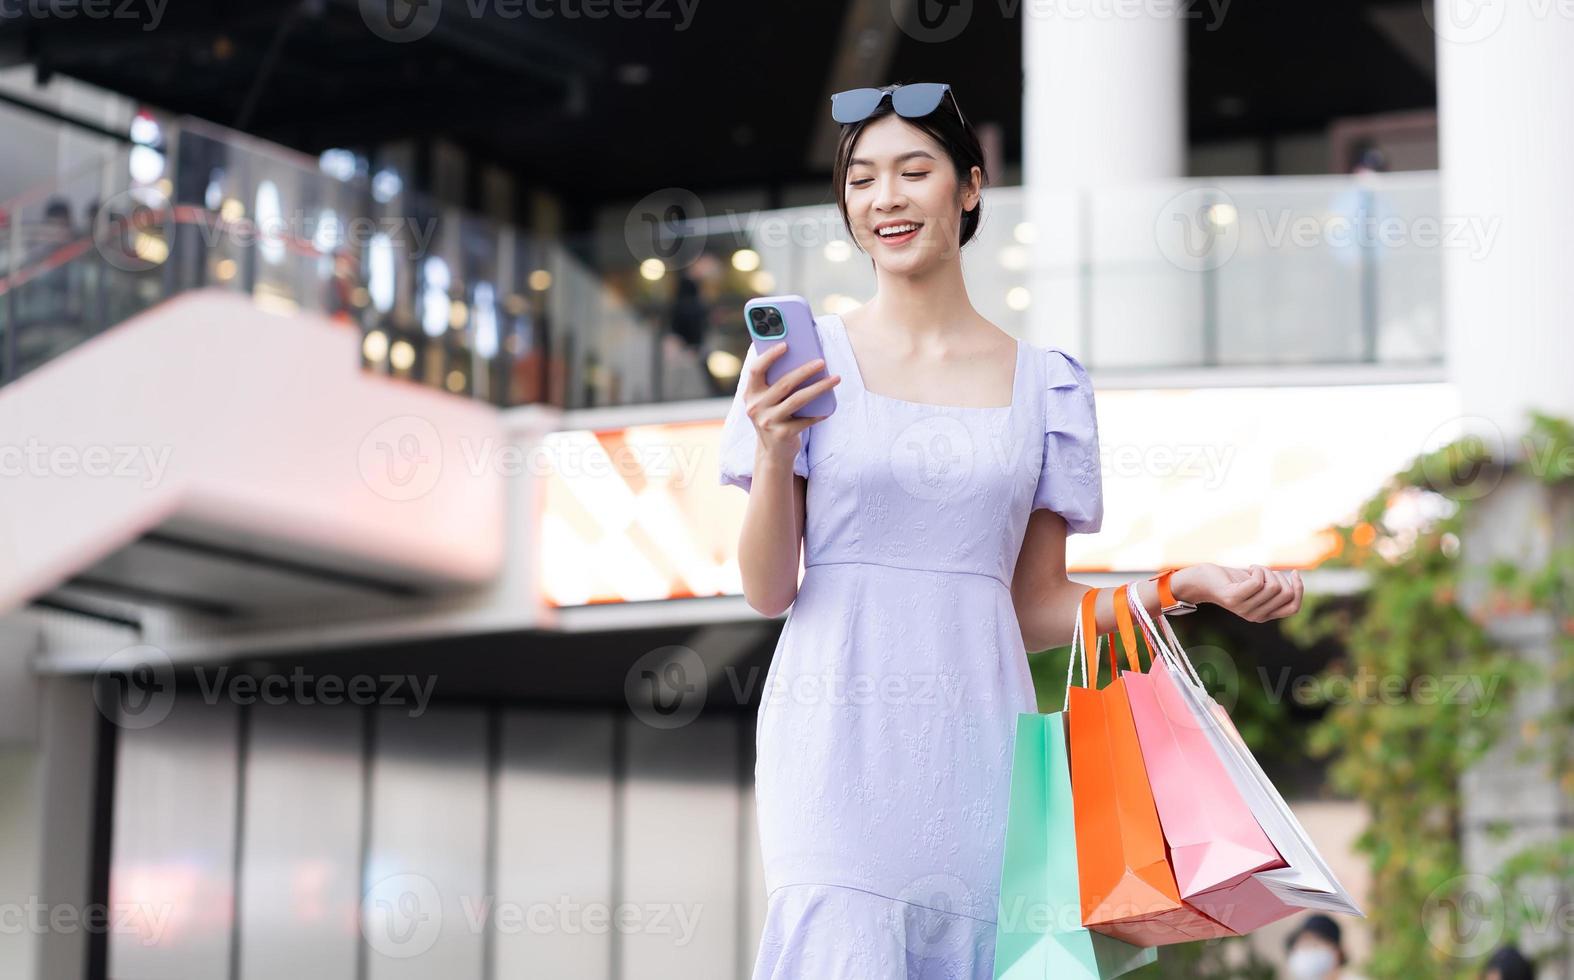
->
xmin=831 ymin=82 xmax=989 ymax=252
xmin=1285 ymin=913 xmax=1346 ymax=966
xmin=1484 ymin=945 xmax=1535 ymax=980
xmin=1349 ymin=139 xmax=1388 ymax=173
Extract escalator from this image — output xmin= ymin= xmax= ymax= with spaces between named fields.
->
xmin=0 ymin=124 xmax=509 ymax=621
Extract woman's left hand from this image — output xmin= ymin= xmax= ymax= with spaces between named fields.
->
xmin=1173 ymin=563 xmax=1304 ymax=622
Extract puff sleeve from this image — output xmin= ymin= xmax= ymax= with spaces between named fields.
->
xmin=1031 ymin=347 xmax=1103 ymax=534
xmin=717 ymin=342 xmax=810 ymax=492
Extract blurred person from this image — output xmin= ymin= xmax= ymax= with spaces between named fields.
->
xmin=719 ymin=80 xmax=1309 ymax=979
xmin=670 ymin=267 xmax=707 ymax=349
xmin=34 ymin=196 xmax=77 ymax=259
xmin=35 ymin=196 xmax=78 ymax=317
xmin=1282 ymin=913 xmax=1363 ymax=980
xmin=1348 ymin=140 xmax=1388 ymax=175
xmin=1327 ymin=139 xmax=1398 ymax=359
xmin=1482 ymin=944 xmax=1535 ymax=980
xmin=1329 ymin=141 xmax=1388 ymax=266
xmin=667 ymin=264 xmax=721 ymax=397
xmin=42 ymin=197 xmax=74 ymax=235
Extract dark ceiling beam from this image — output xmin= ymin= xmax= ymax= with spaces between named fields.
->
xmin=0 ymin=88 xmax=132 ymax=143
xmin=322 ymin=0 xmax=602 ymax=87
xmin=1363 ymin=1 xmax=1436 ymax=79
xmin=233 ymin=0 xmax=312 ymax=130
xmin=244 ymin=83 xmax=568 ymax=144
xmin=4 ymin=7 xmax=288 ymax=59
xmin=807 ymin=0 xmax=901 ymax=171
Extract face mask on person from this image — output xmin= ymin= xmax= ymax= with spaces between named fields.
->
xmin=1286 ymin=945 xmax=1338 ymax=979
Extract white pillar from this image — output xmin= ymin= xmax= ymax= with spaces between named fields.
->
xmin=1438 ymin=3 xmax=1574 ymax=436
xmin=1439 ymin=8 xmax=1574 ymax=978
xmin=1022 ymin=9 xmax=1186 ymax=350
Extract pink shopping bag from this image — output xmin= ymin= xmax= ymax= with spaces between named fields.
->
xmin=1128 ymin=582 xmax=1364 ymax=918
xmin=1116 ymin=582 xmax=1298 ymax=933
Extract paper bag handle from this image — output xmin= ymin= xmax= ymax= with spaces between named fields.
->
xmin=1124 ymin=580 xmax=1207 ymax=691
xmin=1063 ymin=588 xmax=1112 ymax=710
xmin=1111 ymin=585 xmax=1149 ymax=676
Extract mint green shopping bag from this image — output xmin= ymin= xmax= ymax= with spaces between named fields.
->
xmin=993 ymin=708 xmax=1159 ymax=979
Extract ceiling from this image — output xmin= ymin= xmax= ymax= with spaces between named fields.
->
xmin=0 ymin=0 xmax=1436 ymax=214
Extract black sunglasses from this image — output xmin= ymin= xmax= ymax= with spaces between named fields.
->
xmin=830 ymin=82 xmax=968 ymax=128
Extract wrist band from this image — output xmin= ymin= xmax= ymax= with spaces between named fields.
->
xmin=1150 ymin=567 xmax=1198 ymax=616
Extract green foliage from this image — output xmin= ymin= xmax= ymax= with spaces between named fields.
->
xmin=1029 ymin=622 xmax=1293 ymax=768
xmin=1027 ymin=413 xmax=1573 ymax=978
xmin=1282 ymin=411 xmax=1574 ymax=979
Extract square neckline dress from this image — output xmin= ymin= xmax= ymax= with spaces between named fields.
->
xmin=718 ymin=312 xmax=1104 ymax=979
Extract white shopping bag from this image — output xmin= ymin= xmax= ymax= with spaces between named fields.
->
xmin=1124 ymin=584 xmax=1365 ymax=918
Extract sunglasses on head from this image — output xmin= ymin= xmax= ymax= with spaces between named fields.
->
xmin=830 ymin=82 xmax=968 ymax=128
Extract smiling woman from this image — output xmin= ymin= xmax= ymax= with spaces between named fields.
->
xmin=725 ymin=80 xmax=1304 ymax=980
xmin=831 ymin=83 xmax=987 ymax=258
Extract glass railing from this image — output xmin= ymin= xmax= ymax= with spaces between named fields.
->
xmin=0 ymin=117 xmax=570 ymax=403
xmin=0 ymin=111 xmax=1444 ymax=407
xmin=0 ymin=144 xmax=167 ymax=383
xmin=608 ymin=174 xmax=1445 ymax=403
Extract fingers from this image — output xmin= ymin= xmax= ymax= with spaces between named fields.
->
xmin=1264 ymin=570 xmax=1304 ymax=620
xmin=744 ymin=342 xmax=790 ymax=393
xmin=1218 ymin=565 xmax=1305 ymax=622
xmin=776 ymin=373 xmax=841 ymax=418
xmin=763 ymin=357 xmax=830 ymax=408
xmin=1231 ymin=565 xmax=1284 ymax=622
xmin=774 ymin=414 xmax=821 ymax=438
xmin=747 ymin=373 xmax=839 ymax=462
xmin=745 ymin=349 xmax=826 ymax=408
xmin=748 ymin=357 xmax=836 ymax=423
xmin=1240 ymin=567 xmax=1306 ymax=621
xmin=1221 ymin=564 xmax=1265 ymax=609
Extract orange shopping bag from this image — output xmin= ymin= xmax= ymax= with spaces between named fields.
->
xmin=1067 ymin=587 xmax=1236 ymax=946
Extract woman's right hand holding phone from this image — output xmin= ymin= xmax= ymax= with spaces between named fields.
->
xmin=744 ymin=342 xmax=840 ymax=472
xmin=732 ymin=342 xmax=839 ymax=616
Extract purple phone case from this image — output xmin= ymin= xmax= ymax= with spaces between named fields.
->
xmin=744 ymin=294 xmax=838 ymax=419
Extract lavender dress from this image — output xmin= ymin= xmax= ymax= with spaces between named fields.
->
xmin=719 ymin=312 xmax=1104 ymax=980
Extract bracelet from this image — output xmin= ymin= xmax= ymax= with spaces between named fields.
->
xmin=1150 ymin=566 xmax=1198 ymax=616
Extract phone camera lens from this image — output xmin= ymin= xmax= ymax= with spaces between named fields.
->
xmin=749 ymin=305 xmax=785 ymax=337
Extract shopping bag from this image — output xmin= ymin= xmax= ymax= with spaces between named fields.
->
xmin=992 ymin=604 xmax=1157 ymax=979
xmin=1068 ymin=588 xmax=1236 ymax=945
xmin=1118 ymin=581 xmax=1299 ymax=933
xmin=1126 ymin=586 xmax=1365 ymax=918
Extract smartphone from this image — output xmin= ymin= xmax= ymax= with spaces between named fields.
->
xmin=743 ymin=294 xmax=837 ymax=419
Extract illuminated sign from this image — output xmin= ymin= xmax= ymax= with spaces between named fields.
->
xmin=540 ymin=383 xmax=1459 ymax=607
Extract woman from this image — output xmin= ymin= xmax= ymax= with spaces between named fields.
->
xmin=1282 ymin=913 xmax=1365 ymax=979
xmin=718 ymin=81 xmax=1304 ymax=979
xmin=1482 ymin=945 xmax=1536 ymax=980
